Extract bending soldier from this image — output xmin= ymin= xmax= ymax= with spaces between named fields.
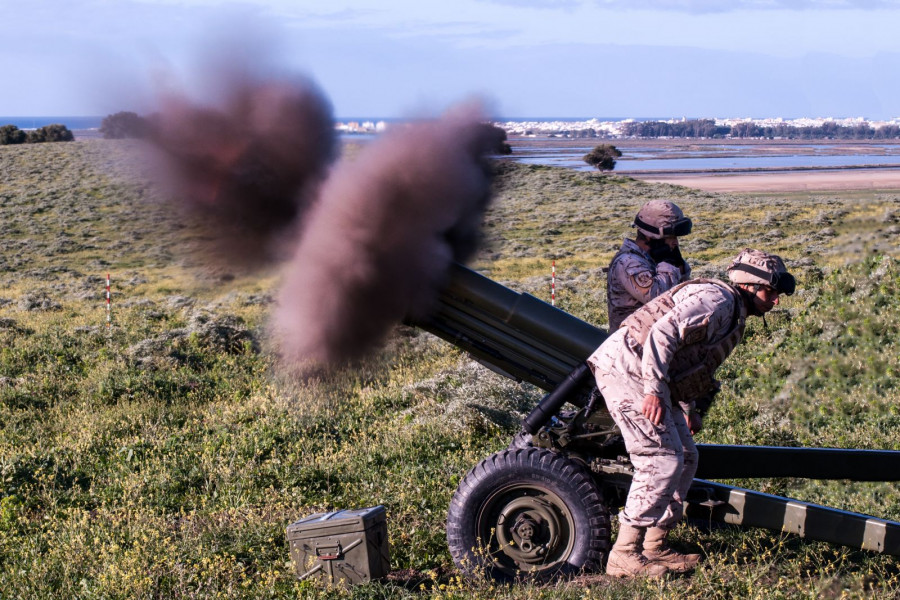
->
xmin=588 ymin=249 xmax=796 ymax=577
xmin=607 ymin=200 xmax=693 ymax=330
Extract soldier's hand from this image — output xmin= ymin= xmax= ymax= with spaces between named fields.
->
xmin=688 ymin=412 xmax=703 ymax=435
xmin=649 ymin=243 xmax=685 ymax=269
xmin=641 ymin=394 xmax=666 ymax=425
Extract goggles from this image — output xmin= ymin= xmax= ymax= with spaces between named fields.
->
xmin=634 ymin=216 xmax=693 ymax=237
xmin=731 ymin=264 xmax=796 ymax=296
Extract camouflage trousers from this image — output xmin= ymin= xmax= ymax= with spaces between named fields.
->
xmin=589 ymin=334 xmax=699 ymax=529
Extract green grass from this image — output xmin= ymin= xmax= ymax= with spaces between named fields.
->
xmin=1 ymin=141 xmax=900 ymax=599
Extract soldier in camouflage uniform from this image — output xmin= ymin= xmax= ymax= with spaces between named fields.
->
xmin=607 ymin=200 xmax=694 ymax=330
xmin=588 ymin=249 xmax=796 ymax=577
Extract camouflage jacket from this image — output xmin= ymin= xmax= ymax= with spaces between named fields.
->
xmin=590 ymin=279 xmax=745 ymax=414
xmin=606 ymin=238 xmax=690 ymax=331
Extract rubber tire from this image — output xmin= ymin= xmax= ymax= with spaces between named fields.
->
xmin=447 ymin=447 xmax=610 ymax=582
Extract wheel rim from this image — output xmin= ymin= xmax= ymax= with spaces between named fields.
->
xmin=476 ymin=483 xmax=575 ymax=575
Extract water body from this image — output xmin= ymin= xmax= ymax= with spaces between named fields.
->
xmin=0 ymin=116 xmax=104 ymax=130
xmin=510 ymin=153 xmax=900 ymax=172
xmin=502 ymin=143 xmax=900 ymax=172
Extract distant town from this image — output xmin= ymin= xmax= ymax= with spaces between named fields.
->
xmin=336 ymin=116 xmax=900 ymax=139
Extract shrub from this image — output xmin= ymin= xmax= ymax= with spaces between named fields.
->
xmin=0 ymin=124 xmax=27 ymax=145
xmin=481 ymin=123 xmax=512 ymax=155
xmin=583 ymin=143 xmax=622 ymax=171
xmin=26 ymin=124 xmax=74 ymax=143
xmin=100 ymin=111 xmax=148 ymax=139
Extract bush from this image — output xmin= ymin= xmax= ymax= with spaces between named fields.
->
xmin=100 ymin=111 xmax=148 ymax=139
xmin=583 ymin=143 xmax=622 ymax=171
xmin=481 ymin=123 xmax=512 ymax=155
xmin=25 ymin=124 xmax=74 ymax=143
xmin=0 ymin=124 xmax=27 ymax=145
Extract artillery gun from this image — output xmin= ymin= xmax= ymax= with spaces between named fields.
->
xmin=412 ymin=262 xmax=900 ymax=582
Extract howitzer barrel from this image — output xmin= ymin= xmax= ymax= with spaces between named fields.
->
xmin=413 ymin=263 xmax=607 ymax=392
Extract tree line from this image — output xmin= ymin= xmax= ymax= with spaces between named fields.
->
xmin=0 ymin=123 xmax=74 ymax=145
xmin=622 ymin=119 xmax=900 ymax=140
xmin=0 ymin=112 xmax=150 ymax=145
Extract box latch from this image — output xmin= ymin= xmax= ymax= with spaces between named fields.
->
xmin=316 ymin=542 xmax=343 ymax=560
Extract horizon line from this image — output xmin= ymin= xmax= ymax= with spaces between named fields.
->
xmin=3 ymin=114 xmax=900 ymax=124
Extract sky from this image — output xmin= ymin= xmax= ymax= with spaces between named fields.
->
xmin=3 ymin=0 xmax=900 ymax=120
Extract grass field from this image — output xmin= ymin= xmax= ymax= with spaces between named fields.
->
xmin=1 ymin=141 xmax=899 ymax=599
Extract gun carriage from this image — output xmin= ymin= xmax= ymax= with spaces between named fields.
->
xmin=413 ymin=263 xmax=900 ymax=581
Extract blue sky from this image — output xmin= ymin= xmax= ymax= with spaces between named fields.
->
xmin=3 ymin=0 xmax=900 ymax=119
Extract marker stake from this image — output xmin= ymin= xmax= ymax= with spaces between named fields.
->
xmin=551 ymin=261 xmax=556 ymax=307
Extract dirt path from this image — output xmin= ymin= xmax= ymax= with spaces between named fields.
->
xmin=631 ymin=168 xmax=900 ymax=193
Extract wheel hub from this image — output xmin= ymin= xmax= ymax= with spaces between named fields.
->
xmin=512 ymin=515 xmax=536 ymax=551
xmin=495 ymin=495 xmax=565 ymax=566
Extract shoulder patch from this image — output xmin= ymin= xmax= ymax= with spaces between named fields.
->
xmin=632 ymin=270 xmax=654 ymax=290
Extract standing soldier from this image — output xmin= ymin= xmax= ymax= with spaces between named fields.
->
xmin=607 ymin=200 xmax=694 ymax=330
xmin=588 ymin=249 xmax=796 ymax=577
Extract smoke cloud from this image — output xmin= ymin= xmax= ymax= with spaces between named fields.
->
xmin=143 ymin=56 xmax=500 ymax=369
xmin=273 ymin=106 xmax=498 ymax=369
xmin=148 ymin=77 xmax=336 ymax=268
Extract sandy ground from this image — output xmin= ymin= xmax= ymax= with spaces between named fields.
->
xmin=630 ymin=168 xmax=900 ymax=193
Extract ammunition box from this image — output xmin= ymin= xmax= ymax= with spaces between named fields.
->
xmin=286 ymin=505 xmax=390 ymax=587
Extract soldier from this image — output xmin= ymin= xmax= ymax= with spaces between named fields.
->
xmin=588 ymin=249 xmax=795 ymax=577
xmin=607 ymin=200 xmax=694 ymax=331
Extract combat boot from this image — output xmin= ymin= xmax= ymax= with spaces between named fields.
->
xmin=642 ymin=527 xmax=701 ymax=573
xmin=605 ymin=524 xmax=670 ymax=577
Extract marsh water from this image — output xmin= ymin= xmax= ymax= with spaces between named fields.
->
xmin=500 ymin=138 xmax=900 ymax=173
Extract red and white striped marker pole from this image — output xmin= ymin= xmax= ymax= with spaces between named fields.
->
xmin=551 ymin=261 xmax=556 ymax=306
xmin=106 ymin=273 xmax=111 ymax=331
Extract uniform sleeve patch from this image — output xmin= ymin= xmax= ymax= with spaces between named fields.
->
xmin=631 ymin=270 xmax=654 ymax=290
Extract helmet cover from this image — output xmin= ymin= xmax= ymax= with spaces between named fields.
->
xmin=633 ymin=200 xmax=692 ymax=239
xmin=726 ymin=248 xmax=795 ymax=295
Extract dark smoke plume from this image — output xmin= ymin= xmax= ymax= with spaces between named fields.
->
xmin=143 ymin=67 xmax=499 ymax=369
xmin=148 ymin=77 xmax=336 ymax=268
xmin=273 ymin=106 xmax=498 ymax=369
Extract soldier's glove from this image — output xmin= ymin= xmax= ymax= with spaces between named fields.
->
xmin=648 ymin=241 xmax=685 ymax=269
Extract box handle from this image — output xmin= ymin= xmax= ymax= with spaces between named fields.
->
xmin=316 ymin=543 xmax=341 ymax=560
xmin=316 ymin=537 xmax=362 ymax=560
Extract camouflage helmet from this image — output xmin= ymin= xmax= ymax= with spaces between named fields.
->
xmin=726 ymin=248 xmax=796 ymax=295
xmin=632 ymin=200 xmax=692 ymax=239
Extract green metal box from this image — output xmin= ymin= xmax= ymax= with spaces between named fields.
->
xmin=286 ymin=505 xmax=390 ymax=587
